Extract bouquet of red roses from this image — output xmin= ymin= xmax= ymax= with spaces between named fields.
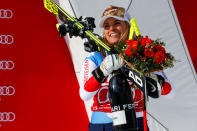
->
xmin=114 ymin=35 xmax=175 ymax=75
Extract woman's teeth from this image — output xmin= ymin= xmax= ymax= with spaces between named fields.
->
xmin=110 ymin=33 xmax=119 ymax=37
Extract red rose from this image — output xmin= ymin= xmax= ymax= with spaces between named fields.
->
xmin=125 ymin=46 xmax=134 ymax=57
xmin=126 ymin=40 xmax=139 ymax=51
xmin=126 ymin=39 xmax=134 ymax=45
xmin=130 ymin=41 xmax=139 ymax=51
xmin=154 ymin=45 xmax=166 ymax=53
xmin=145 ymin=36 xmax=153 ymax=44
xmin=140 ymin=38 xmax=147 ymax=47
xmin=154 ymin=51 xmax=166 ymax=64
xmin=140 ymin=36 xmax=152 ymax=47
xmin=144 ymin=48 xmax=154 ymax=57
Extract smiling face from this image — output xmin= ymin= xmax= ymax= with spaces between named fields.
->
xmin=103 ymin=17 xmax=128 ymax=46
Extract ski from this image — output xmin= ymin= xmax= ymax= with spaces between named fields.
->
xmin=44 ymin=0 xmax=111 ymax=52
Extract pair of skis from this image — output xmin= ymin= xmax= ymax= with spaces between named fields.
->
xmin=44 ymin=0 xmax=111 ymax=52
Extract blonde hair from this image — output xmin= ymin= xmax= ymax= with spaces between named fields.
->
xmin=102 ymin=22 xmax=130 ymax=47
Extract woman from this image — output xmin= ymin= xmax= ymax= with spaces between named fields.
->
xmin=79 ymin=5 xmax=174 ymax=131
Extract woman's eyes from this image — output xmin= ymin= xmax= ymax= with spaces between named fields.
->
xmin=104 ymin=21 xmax=121 ymax=29
xmin=114 ymin=21 xmax=121 ymax=25
xmin=104 ymin=25 xmax=110 ymax=29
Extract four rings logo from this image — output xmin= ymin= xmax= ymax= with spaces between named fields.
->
xmin=0 ymin=9 xmax=15 ymax=125
xmin=0 ymin=9 xmax=13 ymax=19
xmin=0 ymin=60 xmax=14 ymax=70
xmin=0 ymin=86 xmax=15 ymax=96
xmin=0 ymin=35 xmax=14 ymax=44
xmin=0 ymin=112 xmax=15 ymax=122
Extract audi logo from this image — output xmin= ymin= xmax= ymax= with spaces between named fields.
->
xmin=0 ymin=35 xmax=14 ymax=44
xmin=0 ymin=86 xmax=15 ymax=96
xmin=0 ymin=60 xmax=14 ymax=70
xmin=0 ymin=112 xmax=15 ymax=122
xmin=0 ymin=9 xmax=13 ymax=19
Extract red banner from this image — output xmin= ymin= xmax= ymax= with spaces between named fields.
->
xmin=0 ymin=0 xmax=89 ymax=131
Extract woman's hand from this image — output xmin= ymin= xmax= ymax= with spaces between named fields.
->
xmin=100 ymin=54 xmax=124 ymax=76
xmin=92 ymin=54 xmax=124 ymax=83
xmin=146 ymin=73 xmax=165 ymax=98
